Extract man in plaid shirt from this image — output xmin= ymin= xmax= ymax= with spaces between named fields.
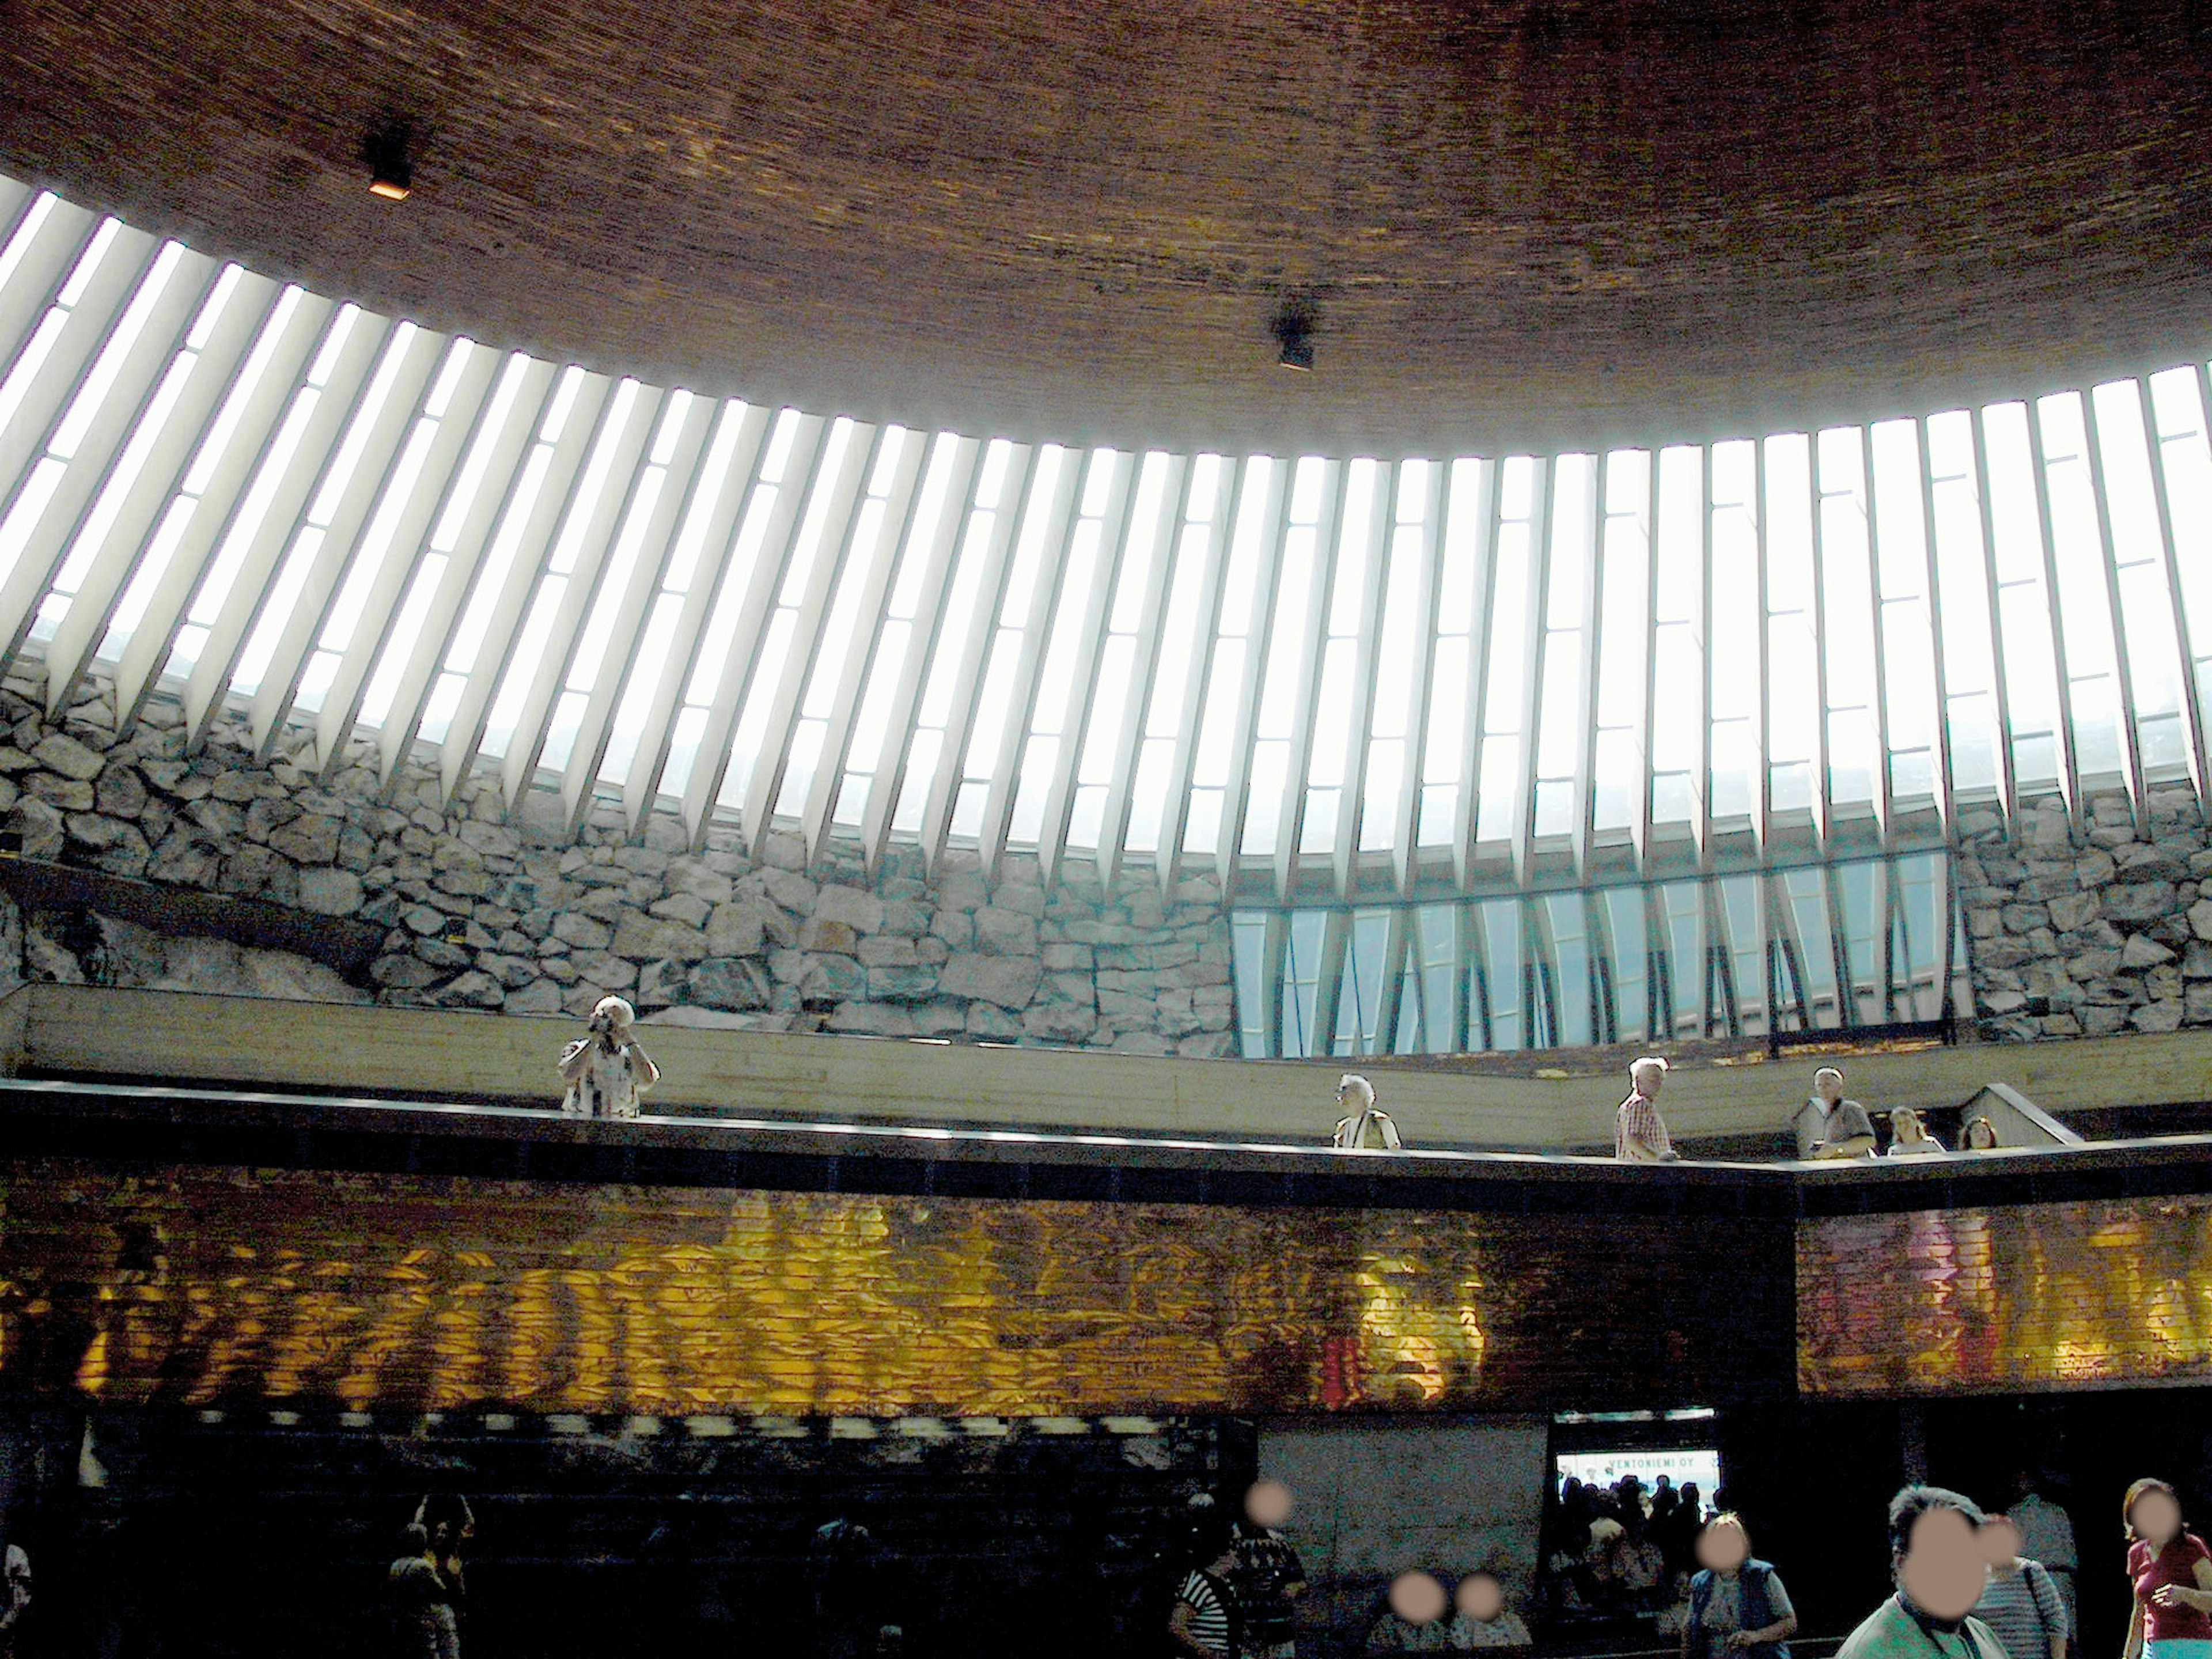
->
xmin=1616 ymin=1056 xmax=1680 ymax=1162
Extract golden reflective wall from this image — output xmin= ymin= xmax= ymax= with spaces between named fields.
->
xmin=1798 ymin=1195 xmax=2212 ymax=1395
xmin=0 ymin=1158 xmax=1786 ymax=1414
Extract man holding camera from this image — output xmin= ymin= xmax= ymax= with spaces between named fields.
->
xmin=558 ymin=995 xmax=661 ymax=1119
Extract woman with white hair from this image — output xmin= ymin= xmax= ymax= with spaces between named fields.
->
xmin=1333 ymin=1074 xmax=1403 ymax=1150
xmin=558 ymin=994 xmax=661 ymax=1119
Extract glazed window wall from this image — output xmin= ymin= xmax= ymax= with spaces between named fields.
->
xmin=1229 ymin=852 xmax=1963 ymax=1058
xmin=0 ymin=176 xmax=2206 ymax=889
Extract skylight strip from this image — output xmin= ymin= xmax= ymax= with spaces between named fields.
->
xmin=619 ymin=400 xmax=774 ymax=830
xmin=0 ymin=241 xmax=212 ymax=671
xmin=176 ymin=308 xmax=389 ymax=743
xmin=675 ymin=412 xmax=831 ymax=841
xmin=370 ymin=358 xmax=560 ymax=783
xmin=43 ymin=267 xmax=281 ymax=715
xmin=437 ymin=371 xmax=614 ymax=800
xmin=241 ymin=324 xmax=448 ymax=757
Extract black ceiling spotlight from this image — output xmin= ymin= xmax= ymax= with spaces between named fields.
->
xmin=363 ymin=119 xmax=416 ymax=202
xmin=1272 ymin=298 xmax=1317 ymax=373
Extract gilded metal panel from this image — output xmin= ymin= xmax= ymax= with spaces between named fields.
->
xmin=1798 ymin=1195 xmax=2212 ymax=1396
xmin=0 ymin=1158 xmax=1785 ymax=1415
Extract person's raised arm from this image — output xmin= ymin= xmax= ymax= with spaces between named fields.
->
xmin=558 ymin=1037 xmax=595 ymax=1083
xmin=1167 ymin=1599 xmax=1214 ymax=1659
xmin=627 ymin=1037 xmax=660 ymax=1089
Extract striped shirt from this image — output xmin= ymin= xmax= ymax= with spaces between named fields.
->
xmin=1974 ymin=1560 xmax=2067 ymax=1659
xmin=1617 ymin=1091 xmax=1673 ymax=1161
xmin=1177 ymin=1569 xmax=1235 ymax=1656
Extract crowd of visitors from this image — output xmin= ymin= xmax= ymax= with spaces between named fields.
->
xmin=1158 ymin=1464 xmax=2212 ymax=1659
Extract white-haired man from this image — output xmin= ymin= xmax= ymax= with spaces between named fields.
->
xmin=1616 ymin=1056 xmax=1680 ymax=1162
xmin=1332 ymin=1074 xmax=1402 ymax=1150
xmin=558 ymin=994 xmax=661 ymax=1119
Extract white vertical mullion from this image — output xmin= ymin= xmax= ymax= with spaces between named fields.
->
xmin=0 ymin=247 xmax=218 ymax=667
xmin=1748 ymin=440 xmax=1771 ymax=854
xmin=2024 ymin=403 xmax=2084 ymax=821
xmin=0 ymin=225 xmax=160 ymax=507
xmin=986 ymin=450 xmax=1132 ymax=877
xmin=558 ymin=393 xmax=722 ymax=828
xmin=0 ymin=198 xmax=97 ymax=385
xmin=857 ymin=436 xmax=997 ymax=874
xmin=373 ymin=362 xmax=560 ymax=783
xmin=1805 ymin=434 xmax=1836 ymax=849
xmin=1211 ymin=463 xmax=1293 ymax=888
xmin=1572 ymin=454 xmax=1608 ymax=879
xmin=1452 ymin=459 xmax=1504 ymax=889
xmin=621 ymin=403 xmax=776 ymax=827
xmin=1391 ymin=460 xmax=1447 ymax=896
xmin=1914 ymin=417 xmax=1959 ymax=835
xmin=245 ymin=325 xmax=448 ymax=757
xmin=1855 ymin=432 xmax=1899 ymax=840
xmin=1154 ymin=456 xmax=1251 ymax=889
xmin=438 ymin=372 xmax=616 ymax=800
xmin=1968 ymin=409 xmax=2020 ymax=825
xmin=309 ymin=344 xmax=505 ymax=770
xmin=2080 ymin=392 xmax=2150 ymax=829
xmin=915 ymin=447 xmax=1062 ymax=870
xmin=1508 ymin=456 xmax=1554 ymax=885
xmin=44 ymin=270 xmax=282 ymax=711
xmin=1637 ymin=453 xmax=1663 ymax=866
xmin=676 ymin=414 xmax=830 ymax=842
xmin=494 ymin=384 xmax=667 ymax=804
xmin=1097 ymin=459 xmax=1200 ymax=887
xmin=1271 ymin=460 xmax=1347 ymax=897
xmin=1330 ymin=460 xmax=1399 ymax=897
xmin=1695 ymin=444 xmax=1718 ymax=861
xmin=181 ymin=312 xmax=393 ymax=747
xmin=113 ymin=291 xmax=336 ymax=728
xmin=739 ymin=422 xmax=885 ymax=855
xmin=2144 ymin=374 xmax=2210 ymax=813
xmin=796 ymin=431 xmax=931 ymax=861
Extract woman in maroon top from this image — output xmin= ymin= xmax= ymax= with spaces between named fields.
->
xmin=2123 ymin=1479 xmax=2212 ymax=1659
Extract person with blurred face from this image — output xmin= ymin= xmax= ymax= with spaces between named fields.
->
xmin=2122 ymin=1479 xmax=2212 ymax=1659
xmin=1683 ymin=1514 xmax=1798 ymax=1659
xmin=1972 ymin=1514 xmax=2068 ymax=1659
xmin=1448 ymin=1571 xmax=1533 ymax=1650
xmin=1836 ymin=1487 xmax=2008 ymax=1659
xmin=1368 ymin=1571 xmax=1455 ymax=1653
xmin=1232 ymin=1480 xmax=1310 ymax=1659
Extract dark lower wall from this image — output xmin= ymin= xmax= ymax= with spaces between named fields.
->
xmin=0 ymin=1157 xmax=1795 ymax=1416
xmin=1 ymin=1406 xmax=1247 ymax=1659
xmin=1798 ymin=1192 xmax=2212 ymax=1396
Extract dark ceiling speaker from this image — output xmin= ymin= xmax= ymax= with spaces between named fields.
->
xmin=1272 ymin=302 xmax=1317 ymax=373
xmin=363 ymin=120 xmax=415 ymax=201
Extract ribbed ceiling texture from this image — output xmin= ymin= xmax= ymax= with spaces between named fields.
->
xmin=3 ymin=0 xmax=2210 ymax=453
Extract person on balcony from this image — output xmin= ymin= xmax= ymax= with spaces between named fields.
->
xmin=1617 ymin=1056 xmax=1680 ymax=1162
xmin=1885 ymin=1109 xmax=1946 ymax=1156
xmin=1961 ymin=1117 xmax=2002 ymax=1153
xmin=558 ymin=995 xmax=661 ymax=1120
xmin=1797 ymin=1067 xmax=1878 ymax=1160
xmin=1334 ymin=1075 xmax=1403 ymax=1150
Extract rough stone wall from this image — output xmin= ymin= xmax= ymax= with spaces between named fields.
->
xmin=1960 ymin=785 xmax=2212 ymax=1040
xmin=0 ymin=676 xmax=1237 ymax=1055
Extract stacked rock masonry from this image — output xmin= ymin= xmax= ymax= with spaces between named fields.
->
xmin=0 ymin=677 xmax=1237 ymax=1056
xmin=1961 ymin=785 xmax=2212 ymax=1040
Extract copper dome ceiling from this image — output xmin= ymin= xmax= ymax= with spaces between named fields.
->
xmin=4 ymin=0 xmax=2210 ymax=454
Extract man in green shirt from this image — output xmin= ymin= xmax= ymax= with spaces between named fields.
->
xmin=1839 ymin=1488 xmax=2011 ymax=1659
